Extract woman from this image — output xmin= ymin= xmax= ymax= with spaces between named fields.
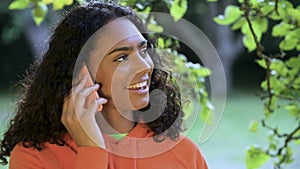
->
xmin=0 ymin=2 xmax=208 ymax=168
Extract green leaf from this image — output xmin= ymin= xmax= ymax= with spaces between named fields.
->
xmin=256 ymin=18 xmax=268 ymax=33
xmin=9 ymin=0 xmax=30 ymax=10
xmin=119 ymin=0 xmax=136 ymax=6
xmin=170 ymin=0 xmax=188 ymax=21
xmin=207 ymin=0 xmax=218 ymax=2
xmin=136 ymin=6 xmax=151 ymax=21
xmin=65 ymin=0 xmax=73 ymax=6
xmin=53 ymin=0 xmax=65 ymax=10
xmin=243 ymin=18 xmax=267 ymax=42
xmin=269 ymin=77 xmax=285 ymax=95
xmin=157 ymin=38 xmax=165 ymax=49
xmin=147 ymin=16 xmax=163 ymax=33
xmin=197 ymin=67 xmax=211 ymax=77
xmin=200 ymin=103 xmax=213 ymax=123
xmin=294 ymin=130 xmax=300 ymax=144
xmin=249 ymin=0 xmax=259 ymax=8
xmin=232 ymin=18 xmax=246 ymax=30
xmin=279 ymin=39 xmax=297 ymax=51
xmin=287 ymin=7 xmax=300 ymax=23
xmin=286 ymin=28 xmax=300 ymax=39
xmin=297 ymin=44 xmax=300 ymax=51
xmin=269 ymin=58 xmax=288 ymax=76
xmin=269 ymin=11 xmax=282 ymax=20
xmin=245 ymin=145 xmax=270 ymax=169
xmin=285 ymin=147 xmax=294 ymax=164
xmin=264 ymin=107 xmax=271 ymax=118
xmin=240 ymin=18 xmax=267 ymax=52
xmin=286 ymin=55 xmax=300 ymax=69
xmin=287 ymin=146 xmax=293 ymax=156
xmin=31 ymin=2 xmax=48 ymax=25
xmin=295 ymin=76 xmax=300 ymax=87
xmin=42 ymin=0 xmax=53 ymax=5
xmin=278 ymin=27 xmax=300 ymax=51
xmin=147 ymin=23 xmax=163 ymax=33
xmin=249 ymin=120 xmax=259 ymax=133
xmin=243 ymin=35 xmax=256 ymax=52
xmin=188 ymin=64 xmax=211 ymax=77
xmin=256 ymin=59 xmax=267 ymax=69
xmin=285 ymin=104 xmax=300 ymax=117
xmin=214 ymin=5 xmax=242 ymax=25
xmin=260 ymin=80 xmax=267 ymax=91
xmin=269 ymin=96 xmax=278 ymax=111
xmin=272 ymin=22 xmax=292 ymax=37
xmin=277 ymin=1 xmax=294 ymax=19
xmin=261 ymin=2 xmax=275 ymax=16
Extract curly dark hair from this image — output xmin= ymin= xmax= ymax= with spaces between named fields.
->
xmin=0 ymin=1 xmax=184 ymax=165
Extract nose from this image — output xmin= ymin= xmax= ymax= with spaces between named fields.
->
xmin=132 ymin=51 xmax=154 ymax=75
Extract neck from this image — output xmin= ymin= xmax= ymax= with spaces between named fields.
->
xmin=99 ymin=107 xmax=135 ymax=134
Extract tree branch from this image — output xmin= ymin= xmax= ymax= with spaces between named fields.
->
xmin=275 ymin=0 xmax=279 ymax=16
xmin=264 ymin=121 xmax=300 ymax=168
xmin=241 ymin=0 xmax=264 ymax=57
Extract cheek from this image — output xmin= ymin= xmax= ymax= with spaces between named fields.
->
xmin=96 ymin=62 xmax=118 ymax=84
xmin=96 ymin=66 xmax=114 ymax=95
xmin=147 ymin=57 xmax=154 ymax=76
xmin=147 ymin=56 xmax=154 ymax=67
xmin=98 ymin=67 xmax=129 ymax=94
xmin=147 ymin=58 xmax=154 ymax=76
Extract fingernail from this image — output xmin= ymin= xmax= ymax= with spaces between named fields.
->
xmin=96 ymin=98 xmax=108 ymax=104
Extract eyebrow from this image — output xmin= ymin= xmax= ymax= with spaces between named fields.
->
xmin=107 ymin=40 xmax=148 ymax=55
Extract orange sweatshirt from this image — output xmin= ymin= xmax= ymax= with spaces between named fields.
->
xmin=9 ymin=123 xmax=208 ymax=169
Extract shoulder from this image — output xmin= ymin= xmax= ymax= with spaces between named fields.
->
xmin=11 ymin=143 xmax=42 ymax=158
xmin=10 ymin=140 xmax=77 ymax=168
xmin=169 ymin=135 xmax=208 ymax=169
xmin=10 ymin=143 xmax=44 ymax=168
xmin=171 ymin=135 xmax=201 ymax=155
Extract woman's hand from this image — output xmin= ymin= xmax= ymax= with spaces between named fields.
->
xmin=62 ymin=74 xmax=107 ymax=148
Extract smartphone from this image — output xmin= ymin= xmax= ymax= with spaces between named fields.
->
xmin=79 ymin=64 xmax=102 ymax=111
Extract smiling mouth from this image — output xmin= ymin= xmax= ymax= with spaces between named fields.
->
xmin=126 ymin=81 xmax=148 ymax=90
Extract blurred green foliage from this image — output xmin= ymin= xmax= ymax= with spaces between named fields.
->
xmin=8 ymin=0 xmax=75 ymax=25
xmin=212 ymin=0 xmax=300 ymax=168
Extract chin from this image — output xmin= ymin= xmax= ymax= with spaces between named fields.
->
xmin=132 ymin=101 xmax=149 ymax=110
xmin=126 ymin=93 xmax=149 ymax=110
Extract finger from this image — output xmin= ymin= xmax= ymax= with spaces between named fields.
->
xmin=62 ymin=88 xmax=78 ymax=121
xmin=67 ymin=74 xmax=87 ymax=118
xmin=73 ymin=74 xmax=88 ymax=94
xmin=62 ymin=95 xmax=74 ymax=124
xmin=85 ymin=98 xmax=108 ymax=119
xmin=62 ymin=94 xmax=72 ymax=114
xmin=74 ymin=84 xmax=99 ymax=111
xmin=96 ymin=98 xmax=107 ymax=112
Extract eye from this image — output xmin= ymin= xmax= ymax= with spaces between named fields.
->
xmin=113 ymin=54 xmax=128 ymax=62
xmin=139 ymin=48 xmax=148 ymax=58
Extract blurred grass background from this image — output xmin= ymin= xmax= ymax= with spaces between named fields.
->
xmin=1 ymin=90 xmax=299 ymax=169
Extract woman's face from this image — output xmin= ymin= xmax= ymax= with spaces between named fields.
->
xmin=89 ymin=18 xmax=154 ymax=112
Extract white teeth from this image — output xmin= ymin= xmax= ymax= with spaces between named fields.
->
xmin=127 ymin=81 xmax=147 ymax=89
